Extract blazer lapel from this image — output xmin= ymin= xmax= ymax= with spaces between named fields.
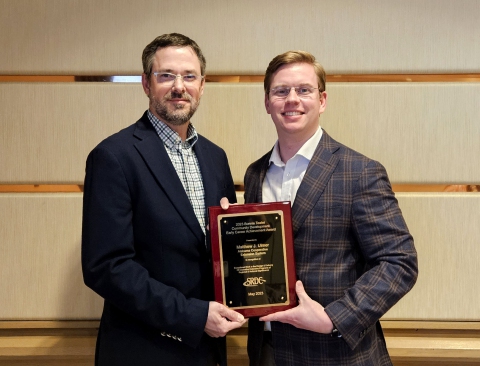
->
xmin=245 ymin=150 xmax=272 ymax=204
xmin=291 ymin=131 xmax=340 ymax=235
xmin=133 ymin=115 xmax=204 ymax=244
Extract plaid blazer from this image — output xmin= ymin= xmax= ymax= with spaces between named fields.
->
xmin=246 ymin=130 xmax=418 ymax=366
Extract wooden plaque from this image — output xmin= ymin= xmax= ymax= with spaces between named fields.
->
xmin=208 ymin=202 xmax=297 ymax=317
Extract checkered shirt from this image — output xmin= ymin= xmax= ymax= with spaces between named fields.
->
xmin=148 ymin=111 xmax=206 ymax=234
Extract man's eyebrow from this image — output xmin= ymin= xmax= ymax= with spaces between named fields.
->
xmin=270 ymin=83 xmax=289 ymax=88
xmin=271 ymin=83 xmax=315 ymax=88
xmin=156 ymin=68 xmax=198 ymax=74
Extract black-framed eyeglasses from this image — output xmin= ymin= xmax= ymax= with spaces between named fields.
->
xmin=269 ymin=86 xmax=319 ymax=99
xmin=152 ymin=72 xmax=204 ymax=84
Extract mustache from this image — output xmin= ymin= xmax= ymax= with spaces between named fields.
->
xmin=164 ymin=91 xmax=193 ymax=102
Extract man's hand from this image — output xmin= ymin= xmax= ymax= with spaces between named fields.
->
xmin=204 ymin=301 xmax=247 ymax=338
xmin=259 ymin=280 xmax=334 ymax=334
xmin=220 ymin=197 xmax=232 ymax=210
xmin=206 ymin=197 xmax=236 ymax=231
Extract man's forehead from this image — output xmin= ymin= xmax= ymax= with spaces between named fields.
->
xmin=274 ymin=62 xmax=315 ymax=74
xmin=271 ymin=63 xmax=317 ymax=84
xmin=153 ymin=46 xmax=200 ymax=67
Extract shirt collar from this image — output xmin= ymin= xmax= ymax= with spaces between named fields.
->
xmin=269 ymin=126 xmax=323 ymax=167
xmin=147 ymin=110 xmax=198 ymax=148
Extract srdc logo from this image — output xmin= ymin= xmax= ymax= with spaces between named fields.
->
xmin=243 ymin=277 xmax=266 ymax=287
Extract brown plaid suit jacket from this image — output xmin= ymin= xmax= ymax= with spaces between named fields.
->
xmin=246 ymin=130 xmax=418 ymax=366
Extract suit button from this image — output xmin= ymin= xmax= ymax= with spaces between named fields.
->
xmin=161 ymin=332 xmax=166 ymax=337
xmin=178 ymin=337 xmax=182 ymax=342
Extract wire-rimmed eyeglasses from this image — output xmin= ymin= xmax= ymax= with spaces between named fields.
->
xmin=269 ymin=86 xmax=320 ymax=99
xmin=152 ymin=72 xmax=204 ymax=85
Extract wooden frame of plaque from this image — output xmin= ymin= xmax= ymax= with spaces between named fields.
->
xmin=208 ymin=202 xmax=297 ymax=318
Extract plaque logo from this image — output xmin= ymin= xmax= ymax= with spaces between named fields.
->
xmin=243 ymin=277 xmax=267 ymax=287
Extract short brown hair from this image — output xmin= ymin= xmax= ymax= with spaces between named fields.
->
xmin=142 ymin=33 xmax=206 ymax=78
xmin=264 ymin=51 xmax=326 ymax=94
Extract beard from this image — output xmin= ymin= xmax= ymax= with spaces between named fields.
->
xmin=150 ymin=90 xmax=200 ymax=126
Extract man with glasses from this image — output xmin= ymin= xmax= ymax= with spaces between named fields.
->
xmin=82 ymin=33 xmax=246 ymax=366
xmin=240 ymin=51 xmax=418 ymax=365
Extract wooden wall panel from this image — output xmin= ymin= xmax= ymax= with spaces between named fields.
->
xmin=1 ymin=0 xmax=479 ymax=74
xmin=384 ymin=193 xmax=480 ymax=320
xmin=1 ymin=83 xmax=479 ymax=185
xmin=192 ymin=84 xmax=277 ymax=182
xmin=0 ymin=0 xmax=479 ymax=362
xmin=1 ymin=193 xmax=479 ymax=320
xmin=0 ymin=83 xmax=145 ymax=184
xmin=0 ymin=194 xmax=103 ymax=319
xmin=0 ymin=83 xmax=274 ymax=184
xmin=322 ymin=83 xmax=480 ymax=183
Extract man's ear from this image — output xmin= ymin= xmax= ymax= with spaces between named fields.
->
xmin=199 ymin=76 xmax=205 ymax=97
xmin=264 ymin=93 xmax=271 ymax=114
xmin=141 ymin=73 xmax=150 ymax=95
xmin=319 ymin=91 xmax=327 ymax=114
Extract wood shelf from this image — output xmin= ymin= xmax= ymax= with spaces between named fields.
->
xmin=2 ymin=74 xmax=480 ymax=83
xmin=1 ymin=321 xmax=480 ymax=365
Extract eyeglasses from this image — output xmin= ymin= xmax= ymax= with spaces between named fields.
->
xmin=269 ymin=86 xmax=319 ymax=99
xmin=152 ymin=72 xmax=204 ymax=84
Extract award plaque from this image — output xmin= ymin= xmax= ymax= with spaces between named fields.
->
xmin=208 ymin=202 xmax=297 ymax=317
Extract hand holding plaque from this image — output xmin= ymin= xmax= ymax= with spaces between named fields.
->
xmin=208 ymin=202 xmax=297 ymax=317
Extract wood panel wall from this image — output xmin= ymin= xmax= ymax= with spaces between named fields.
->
xmin=1 ymin=0 xmax=479 ymax=74
xmin=1 ymin=0 xmax=479 ymax=364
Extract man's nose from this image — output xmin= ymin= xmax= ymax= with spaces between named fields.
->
xmin=171 ymin=76 xmax=186 ymax=93
xmin=285 ymin=87 xmax=300 ymax=103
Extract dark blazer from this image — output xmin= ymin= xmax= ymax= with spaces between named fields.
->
xmin=246 ymin=130 xmax=418 ymax=366
xmin=82 ymin=111 xmax=236 ymax=366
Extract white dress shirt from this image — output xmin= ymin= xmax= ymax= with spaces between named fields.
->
xmin=262 ymin=126 xmax=323 ymax=204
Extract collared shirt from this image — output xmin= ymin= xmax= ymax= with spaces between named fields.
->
xmin=262 ymin=126 xmax=323 ymax=204
xmin=148 ymin=110 xmax=206 ymax=234
xmin=261 ymin=126 xmax=323 ymax=332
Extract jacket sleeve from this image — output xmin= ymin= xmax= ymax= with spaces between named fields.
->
xmin=324 ymin=160 xmax=418 ymax=350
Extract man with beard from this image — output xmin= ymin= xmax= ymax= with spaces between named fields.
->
xmin=82 ymin=33 xmax=246 ymax=366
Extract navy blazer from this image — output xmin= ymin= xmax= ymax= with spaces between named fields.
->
xmin=246 ymin=130 xmax=418 ymax=366
xmin=82 ymin=111 xmax=237 ymax=365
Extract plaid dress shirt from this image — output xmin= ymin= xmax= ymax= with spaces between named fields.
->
xmin=148 ymin=111 xmax=206 ymax=234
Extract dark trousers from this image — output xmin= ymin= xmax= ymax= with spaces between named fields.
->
xmin=259 ymin=331 xmax=276 ymax=366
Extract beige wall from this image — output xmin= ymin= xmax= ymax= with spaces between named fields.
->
xmin=2 ymin=82 xmax=479 ymax=184
xmin=0 ymin=0 xmax=479 ymax=322
xmin=1 ymin=0 xmax=479 ymax=74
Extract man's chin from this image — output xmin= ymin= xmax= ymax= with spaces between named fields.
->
xmin=167 ymin=119 xmax=190 ymax=126
xmin=161 ymin=111 xmax=193 ymax=126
